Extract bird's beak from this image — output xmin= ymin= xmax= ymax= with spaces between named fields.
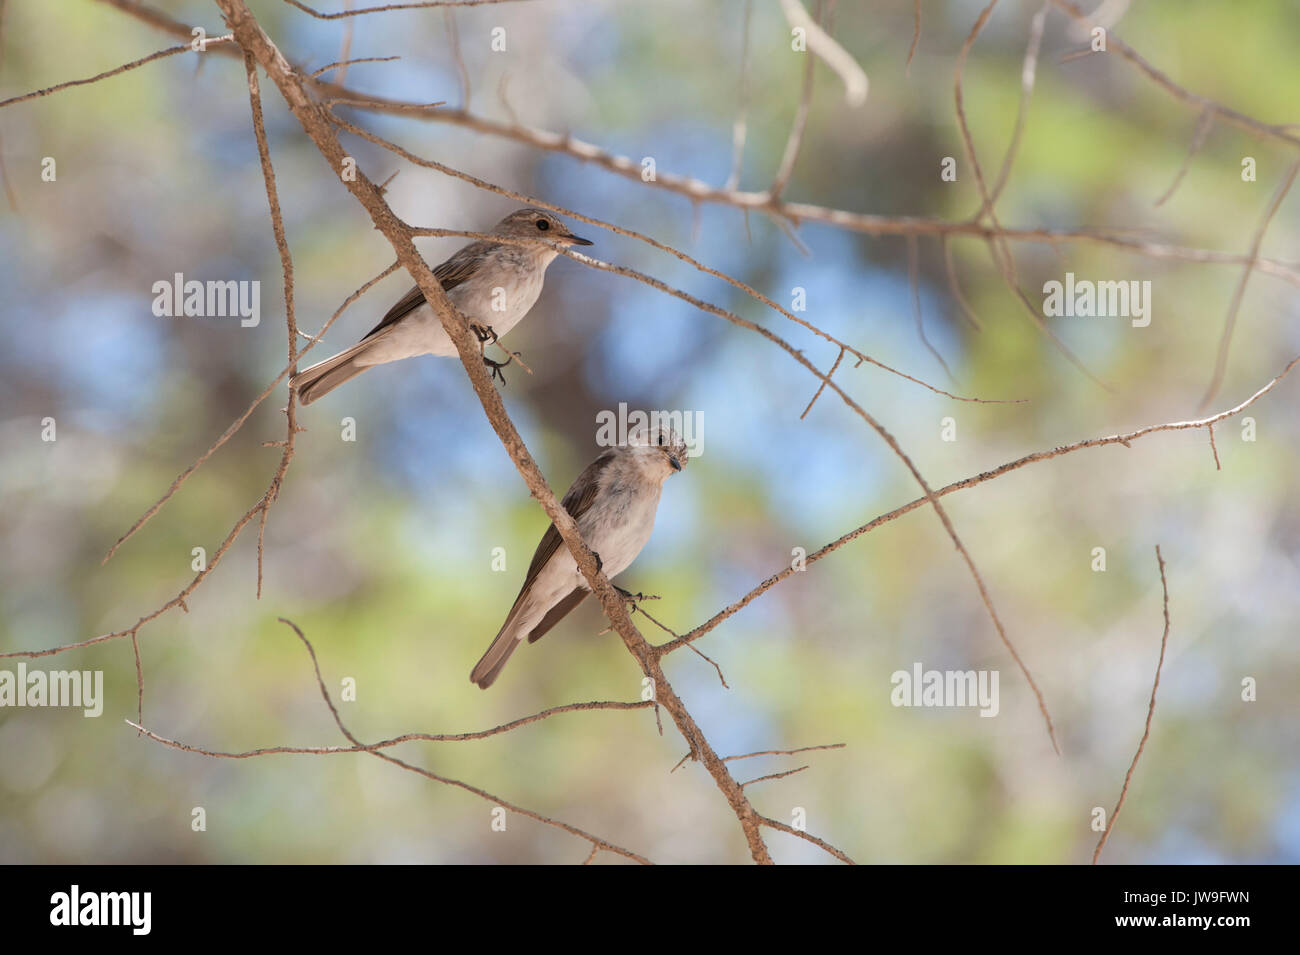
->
xmin=565 ymin=232 xmax=594 ymax=246
xmin=668 ymin=454 xmax=682 ymax=472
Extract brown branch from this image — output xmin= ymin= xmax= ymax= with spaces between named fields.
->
xmin=206 ymin=619 xmax=648 ymax=864
xmin=758 ymin=814 xmax=856 ymax=864
xmin=955 ymin=0 xmax=1108 ymax=393
xmin=778 ymin=0 xmax=867 ymax=106
xmin=0 ymin=37 xmax=233 ymax=110
xmin=517 ymin=241 xmax=1058 ymax=751
xmin=800 ymin=346 xmax=845 ymax=419
xmin=741 ymin=765 xmax=809 ymax=788
xmin=128 ymin=698 xmax=653 ymax=756
xmin=987 ymin=0 xmax=1049 ymax=209
xmin=769 ymin=0 xmax=819 ymax=201
xmin=906 ymin=0 xmax=921 ymax=70
xmin=130 ymin=630 xmax=143 ymax=732
xmin=347 ymin=116 xmax=1026 ymax=405
xmin=283 ymin=0 xmax=537 ymax=18
xmin=1052 ymin=0 xmax=1300 ymax=149
xmin=723 ymin=743 xmax=847 ymax=763
xmin=1153 ymin=108 xmax=1213 ymax=208
xmin=443 ymin=6 xmax=470 ymax=110
xmin=724 ymin=0 xmax=754 ymax=192
xmin=278 ymin=619 xmax=651 ymax=863
xmin=243 ymin=50 xmax=300 ymax=600
xmin=908 ymin=234 xmax=956 ymax=384
xmin=101 ymin=262 xmax=397 ymax=564
xmin=941 ymin=234 xmax=983 ymax=330
xmin=310 ymin=55 xmax=399 ymax=80
xmin=215 ymin=0 xmax=779 ymax=863
xmin=1092 ymin=545 xmax=1171 ymax=864
xmin=90 ymin=0 xmax=1300 ymax=290
xmin=1198 ymin=158 xmax=1300 ymax=411
xmin=658 ymin=354 xmax=1300 ymax=656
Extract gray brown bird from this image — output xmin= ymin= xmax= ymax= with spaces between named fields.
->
xmin=471 ymin=426 xmax=689 ymax=689
xmin=291 ymin=208 xmax=591 ymax=404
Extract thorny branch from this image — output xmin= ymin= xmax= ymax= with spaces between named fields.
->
xmin=213 ymin=0 xmax=793 ymax=865
xmin=2 ymin=0 xmax=1294 ymax=863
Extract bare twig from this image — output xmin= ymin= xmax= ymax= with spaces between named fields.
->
xmin=1092 ymin=546 xmax=1171 ymax=864
xmin=310 ymin=55 xmax=400 ymax=80
xmin=758 ymin=814 xmax=856 ymax=864
xmin=906 ymin=0 xmax=921 ymax=71
xmin=1052 ymin=0 xmax=1300 ymax=149
xmin=724 ymin=0 xmax=754 ymax=191
xmin=741 ymin=765 xmax=809 ymax=788
xmin=351 ymin=116 xmax=1026 ymax=405
xmin=444 ymin=6 xmax=470 ymax=110
xmin=770 ymin=0 xmax=819 ymax=201
xmin=908 ymin=234 xmax=956 ymax=385
xmin=242 ymin=51 xmax=300 ymax=599
xmin=778 ymin=0 xmax=867 ymax=106
xmin=283 ymin=0 xmax=538 ymax=18
xmin=0 ymin=37 xmax=232 ymax=110
xmin=1153 ymin=108 xmax=1213 ymax=208
xmin=658 ymin=355 xmax=1300 ymax=656
xmin=101 ymin=263 xmax=397 ymax=564
xmin=1198 ymin=159 xmax=1300 ymax=411
xmin=216 ymin=0 xmax=781 ymax=862
xmin=800 ymin=346 xmax=845 ymax=419
xmin=128 ymin=698 xmax=653 ymax=755
xmin=986 ymin=0 xmax=1049 ymax=209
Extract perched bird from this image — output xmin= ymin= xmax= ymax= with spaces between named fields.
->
xmin=290 ymin=207 xmax=592 ymax=404
xmin=471 ymin=426 xmax=689 ymax=689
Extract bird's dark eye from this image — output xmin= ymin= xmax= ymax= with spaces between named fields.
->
xmin=536 ymin=219 xmax=550 ymax=231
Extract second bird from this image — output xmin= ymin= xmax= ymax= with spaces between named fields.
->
xmin=291 ymin=207 xmax=592 ymax=404
xmin=471 ymin=426 xmax=690 ymax=689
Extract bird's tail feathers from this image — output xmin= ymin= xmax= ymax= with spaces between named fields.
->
xmin=291 ymin=335 xmax=382 ymax=405
xmin=470 ymin=595 xmax=533 ymax=689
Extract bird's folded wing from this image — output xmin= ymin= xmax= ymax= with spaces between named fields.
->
xmin=526 ymin=588 xmax=588 ymax=644
xmin=512 ymin=450 xmax=616 ymax=603
xmin=361 ymin=239 xmax=495 ymax=340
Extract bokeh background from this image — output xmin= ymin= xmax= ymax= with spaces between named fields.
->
xmin=1 ymin=0 xmax=1298 ymax=863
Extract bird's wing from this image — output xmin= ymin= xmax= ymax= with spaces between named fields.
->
xmin=514 ymin=450 xmax=615 ymax=600
xmin=360 ymin=240 xmax=495 ymax=341
xmin=525 ymin=588 xmax=588 ymax=644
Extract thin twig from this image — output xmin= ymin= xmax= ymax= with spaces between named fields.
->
xmin=741 ymin=765 xmax=809 ymax=788
xmin=724 ymin=0 xmax=754 ymax=192
xmin=909 ymin=234 xmax=956 ymax=385
xmin=0 ymin=37 xmax=233 ymax=110
xmin=1153 ymin=108 xmax=1213 ymax=208
xmin=723 ymin=743 xmax=847 ymax=763
xmin=345 ymin=116 xmax=1027 ymax=405
xmin=906 ymin=0 xmax=921 ymax=71
xmin=1092 ymin=546 xmax=1171 ymax=864
xmin=283 ymin=0 xmax=538 ymax=18
xmin=769 ymin=0 xmax=819 ymax=201
xmin=658 ymin=354 xmax=1300 ymax=657
xmin=800 ymin=347 xmax=845 ymax=419
xmin=1198 ymin=159 xmax=1300 ymax=411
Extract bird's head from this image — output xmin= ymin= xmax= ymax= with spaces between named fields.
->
xmin=625 ymin=424 xmax=689 ymax=479
xmin=494 ymin=207 xmax=593 ymax=249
